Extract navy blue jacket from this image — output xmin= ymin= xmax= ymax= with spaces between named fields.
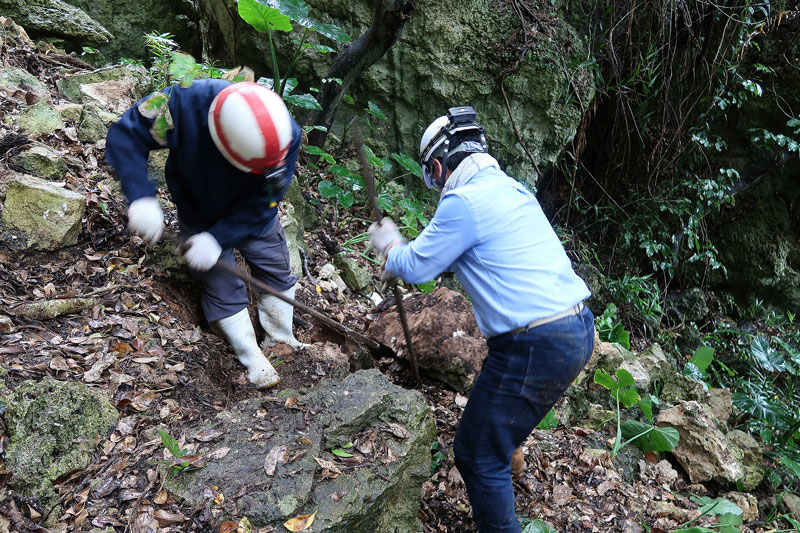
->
xmin=106 ymin=78 xmax=301 ymax=249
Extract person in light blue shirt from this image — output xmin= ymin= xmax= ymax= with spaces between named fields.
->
xmin=369 ymin=107 xmax=595 ymax=533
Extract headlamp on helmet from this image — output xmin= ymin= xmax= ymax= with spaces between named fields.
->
xmin=419 ymin=106 xmax=488 ymax=189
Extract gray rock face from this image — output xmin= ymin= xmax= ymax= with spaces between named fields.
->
xmin=658 ymin=401 xmax=743 ymax=486
xmin=333 ymin=252 xmax=371 ymax=291
xmin=57 ymin=64 xmax=151 ymax=104
xmin=10 ymin=144 xmax=67 ymax=180
xmin=0 ymin=173 xmax=86 ymax=250
xmin=196 ymin=0 xmax=594 ymax=183
xmin=5 ymin=378 xmax=118 ymax=506
xmin=167 ymin=369 xmax=435 ymax=532
xmin=0 ymin=66 xmax=51 ymax=103
xmin=0 ymin=0 xmax=112 ymax=44
xmin=17 ymin=102 xmax=64 ymax=135
xmin=78 ymin=104 xmax=107 ymax=143
xmin=281 ymin=203 xmax=303 ymax=277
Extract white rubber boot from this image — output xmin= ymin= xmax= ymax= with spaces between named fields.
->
xmin=258 ymin=285 xmax=308 ymax=350
xmin=215 ymin=308 xmax=280 ymax=389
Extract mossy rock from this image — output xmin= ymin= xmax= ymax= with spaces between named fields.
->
xmin=5 ymin=378 xmax=118 ymax=506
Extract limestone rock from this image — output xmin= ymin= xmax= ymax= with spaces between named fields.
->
xmin=333 ymin=252 xmax=371 ymax=291
xmin=5 ymin=378 xmax=118 ymax=506
xmin=658 ymin=401 xmax=743 ymax=485
xmin=0 ymin=66 xmax=51 ymax=103
xmin=166 ymin=369 xmax=435 ymax=531
xmin=707 ymin=387 xmax=733 ymax=424
xmin=285 ymin=179 xmax=319 ymax=232
xmin=783 ymin=492 xmax=800 ymax=520
xmin=57 ymin=64 xmax=151 ymax=103
xmin=0 ymin=0 xmax=112 ymax=44
xmin=367 ymin=287 xmax=487 ymax=392
xmin=10 ymin=144 xmax=67 ymax=180
xmin=18 ymin=102 xmax=64 ymax=135
xmin=78 ymin=77 xmax=144 ymax=115
xmin=280 ymin=202 xmax=303 ymax=277
xmin=0 ymin=173 xmax=85 ymax=250
xmin=723 ymin=491 xmax=758 ymax=522
xmin=55 ymin=102 xmax=83 ymax=123
xmin=78 ymin=105 xmax=107 ymax=143
xmin=726 ymin=429 xmax=764 ymax=491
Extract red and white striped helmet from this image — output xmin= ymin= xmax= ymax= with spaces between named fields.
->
xmin=208 ymin=82 xmax=292 ymax=174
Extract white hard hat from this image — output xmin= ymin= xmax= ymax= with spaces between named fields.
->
xmin=419 ymin=109 xmax=486 ymax=189
xmin=208 ymin=82 xmax=293 ymax=174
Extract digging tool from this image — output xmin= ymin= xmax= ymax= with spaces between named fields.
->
xmin=357 ymin=138 xmax=420 ymax=383
xmin=160 ymin=231 xmax=394 ymax=357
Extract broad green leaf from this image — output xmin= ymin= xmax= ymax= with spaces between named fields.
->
xmin=593 ymin=368 xmax=618 ymax=390
xmin=672 ymin=528 xmax=714 ymax=533
xmin=732 ymin=390 xmax=788 ymax=425
xmin=688 ymin=346 xmax=714 ymax=374
xmin=284 ymin=93 xmax=321 ymax=110
xmin=329 ymin=165 xmax=352 ymax=179
xmin=718 ymin=512 xmax=743 ymax=533
xmin=344 ymin=175 xmax=365 ymax=191
xmin=309 ymin=20 xmax=350 ymax=42
xmin=415 ymin=280 xmax=436 ymax=294
xmin=305 ymin=145 xmax=335 ymax=163
xmin=376 ymin=193 xmax=393 ymax=212
xmin=331 ymin=448 xmax=353 ymax=458
xmin=780 ymin=456 xmax=800 ymax=481
xmin=391 ymin=152 xmax=423 ymax=179
xmin=618 ymin=387 xmax=640 ymax=409
xmin=269 ymin=0 xmax=308 ymax=22
xmin=160 ymin=431 xmax=182 ymax=458
xmin=318 ymin=180 xmax=341 ymax=198
xmin=342 ymin=94 xmax=355 ymax=105
xmin=367 ymin=101 xmax=387 ymax=120
xmin=638 ymin=395 xmax=653 ymax=423
xmin=336 ymin=190 xmax=354 ymax=208
xmin=363 ymin=145 xmax=383 ymax=168
xmin=751 ymin=335 xmax=786 ymax=372
xmin=615 ymin=368 xmax=635 ymax=387
xmin=621 ymin=420 xmax=679 ymax=452
xmin=296 ymin=41 xmax=336 ymax=53
xmin=690 ymin=496 xmax=743 ymax=517
xmin=536 ymin=409 xmax=558 ymax=430
xmin=521 ymin=519 xmax=557 ymax=533
xmin=238 ymin=0 xmax=292 ymax=32
xmin=168 ymin=52 xmax=199 ymax=87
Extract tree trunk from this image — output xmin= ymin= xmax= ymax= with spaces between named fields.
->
xmin=306 ymin=0 xmax=416 ymax=149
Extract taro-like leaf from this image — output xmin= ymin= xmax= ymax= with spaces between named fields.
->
xmin=751 ymin=335 xmax=786 ymax=372
xmin=238 ymin=0 xmax=292 ymax=32
xmin=690 ymin=495 xmax=742 ymax=517
xmin=366 ymin=101 xmax=387 ymax=120
xmin=318 ymin=180 xmax=341 ymax=198
xmin=336 ymin=190 xmax=354 ymax=208
xmin=285 ymin=93 xmax=321 ymax=110
xmin=621 ymin=420 xmax=679 ymax=452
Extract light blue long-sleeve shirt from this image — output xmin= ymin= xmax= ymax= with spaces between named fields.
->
xmin=385 ymin=165 xmax=590 ymax=337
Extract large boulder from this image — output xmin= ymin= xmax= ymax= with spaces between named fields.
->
xmin=166 ymin=369 xmax=436 ymax=531
xmin=658 ymin=401 xmax=743 ymax=486
xmin=59 ymin=0 xmax=200 ymax=63
xmin=4 ymin=378 xmax=118 ymax=506
xmin=196 ymin=0 xmax=595 ymax=183
xmin=9 ymin=144 xmax=67 ymax=180
xmin=0 ymin=0 xmax=112 ymax=45
xmin=17 ymin=102 xmax=64 ymax=135
xmin=367 ymin=287 xmax=487 ymax=392
xmin=0 ymin=66 xmax=51 ymax=103
xmin=56 ymin=64 xmax=151 ymax=104
xmin=0 ymin=173 xmax=85 ymax=250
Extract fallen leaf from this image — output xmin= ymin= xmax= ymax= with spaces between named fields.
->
xmin=153 ymin=489 xmax=168 ymax=505
xmin=194 ymin=428 xmax=224 ymax=442
xmin=284 ymin=510 xmax=316 ymax=531
xmin=220 ymin=521 xmax=238 ymax=533
xmin=455 ymin=393 xmax=468 ymax=407
xmin=385 ymin=422 xmax=411 ymax=439
xmin=313 ymin=456 xmax=342 ymax=475
xmin=264 ymin=444 xmax=288 ymax=476
xmin=153 ymin=509 xmax=185 ymax=526
xmin=49 ymin=356 xmax=70 ymax=371
xmin=208 ymin=447 xmax=231 ymax=460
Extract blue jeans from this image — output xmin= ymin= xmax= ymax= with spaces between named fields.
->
xmin=453 ymin=306 xmax=594 ymax=532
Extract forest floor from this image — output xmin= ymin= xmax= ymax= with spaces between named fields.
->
xmin=0 ymin=33 xmax=773 ymax=533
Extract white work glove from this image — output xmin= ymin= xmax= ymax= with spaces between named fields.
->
xmin=182 ymin=232 xmax=222 ymax=271
xmin=368 ymin=218 xmax=404 ymax=257
xmin=127 ymin=197 xmax=164 ymax=246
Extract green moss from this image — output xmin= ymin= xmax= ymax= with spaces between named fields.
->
xmin=5 ymin=378 xmax=118 ymax=505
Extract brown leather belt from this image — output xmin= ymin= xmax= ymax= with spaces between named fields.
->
xmin=507 ymin=303 xmax=585 ymax=335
